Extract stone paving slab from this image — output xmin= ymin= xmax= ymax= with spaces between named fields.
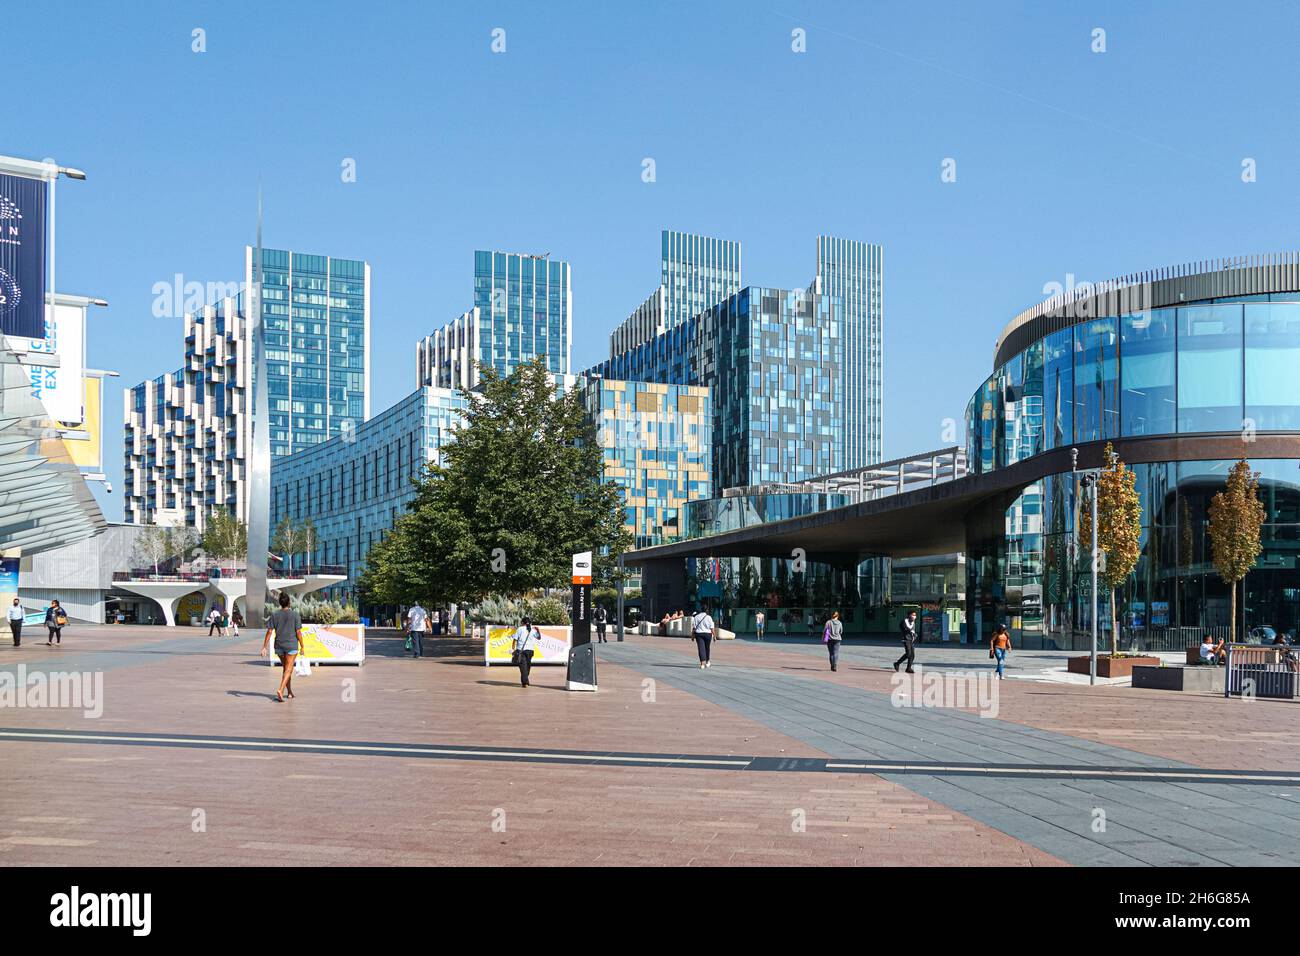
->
xmin=596 ymin=638 xmax=1300 ymax=867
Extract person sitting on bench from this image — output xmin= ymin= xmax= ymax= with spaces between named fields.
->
xmin=1198 ymin=635 xmax=1226 ymax=665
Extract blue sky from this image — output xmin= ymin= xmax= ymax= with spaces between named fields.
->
xmin=9 ymin=0 xmax=1299 ymax=521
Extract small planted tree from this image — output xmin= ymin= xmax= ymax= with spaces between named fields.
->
xmin=1207 ymin=459 xmax=1266 ymax=644
xmin=272 ymin=516 xmax=300 ymax=574
xmin=202 ymin=509 xmax=248 ymax=569
xmin=1078 ymin=443 xmax=1143 ymax=655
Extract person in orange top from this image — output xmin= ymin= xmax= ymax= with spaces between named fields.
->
xmin=990 ymin=624 xmax=1012 ymax=680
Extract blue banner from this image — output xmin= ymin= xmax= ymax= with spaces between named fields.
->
xmin=0 ymin=173 xmax=48 ymax=339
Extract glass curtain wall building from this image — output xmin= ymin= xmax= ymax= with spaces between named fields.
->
xmin=814 ymin=237 xmax=883 ymax=469
xmin=268 ymin=386 xmax=466 ymax=601
xmin=583 ymin=379 xmax=711 ymax=550
xmin=964 ymin=255 xmax=1300 ymax=648
xmin=248 ymin=247 xmax=370 ymax=458
xmin=598 ymin=285 xmax=843 ymax=492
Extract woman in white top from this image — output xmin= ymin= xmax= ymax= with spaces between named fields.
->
xmin=512 ymin=616 xmax=540 ymax=687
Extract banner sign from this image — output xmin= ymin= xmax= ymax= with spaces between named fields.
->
xmin=0 ymin=173 xmax=48 ymax=340
xmin=27 ymin=301 xmax=84 ymax=423
xmin=484 ymin=624 xmax=572 ymax=666
xmin=65 ymin=376 xmax=102 ymax=468
xmin=266 ymin=623 xmax=365 ymax=665
xmin=0 ymin=557 xmax=18 ymax=608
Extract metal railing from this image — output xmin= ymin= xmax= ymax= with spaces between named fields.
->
xmin=1225 ymin=643 xmax=1300 ymax=699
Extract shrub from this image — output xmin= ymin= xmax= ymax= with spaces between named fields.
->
xmin=472 ymin=595 xmax=524 ymax=625
xmin=526 ymin=596 xmax=570 ymax=626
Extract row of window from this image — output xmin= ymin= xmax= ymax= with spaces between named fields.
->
xmin=967 ymin=298 xmax=1300 ymax=474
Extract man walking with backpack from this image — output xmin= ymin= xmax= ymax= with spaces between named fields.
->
xmin=691 ymin=606 xmax=715 ymax=669
xmin=894 ymin=609 xmax=919 ymax=674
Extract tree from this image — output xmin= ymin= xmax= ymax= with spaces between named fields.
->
xmin=272 ymin=516 xmax=301 ymax=573
xmin=301 ymin=517 xmax=318 ymax=573
xmin=1207 ymin=459 xmax=1266 ymax=644
xmin=1078 ymin=443 xmax=1143 ymax=655
xmin=131 ymin=524 xmax=199 ymax=576
xmin=360 ymin=358 xmax=631 ymax=606
xmin=202 ymin=509 xmax=247 ymax=567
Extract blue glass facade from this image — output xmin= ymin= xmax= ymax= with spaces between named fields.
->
xmin=597 ymin=286 xmax=843 ymax=493
xmin=966 ymin=296 xmax=1300 ymax=472
xmin=253 ymin=248 xmax=369 ymax=458
xmin=660 ymin=231 xmax=742 ymax=330
xmin=815 ymin=237 xmax=883 ymax=469
xmin=472 ymin=251 xmax=571 ymax=379
xmin=965 ymin=287 xmax=1300 ymax=649
xmin=269 ymin=386 xmax=465 ymax=600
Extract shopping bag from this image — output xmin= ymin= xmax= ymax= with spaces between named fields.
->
xmin=294 ymin=656 xmax=311 ymax=677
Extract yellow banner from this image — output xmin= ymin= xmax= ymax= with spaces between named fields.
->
xmin=485 ymin=625 xmax=572 ymax=665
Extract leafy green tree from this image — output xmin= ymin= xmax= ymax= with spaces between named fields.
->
xmin=1079 ymin=443 xmax=1143 ymax=655
xmin=360 ymin=358 xmax=631 ymax=606
xmin=202 ymin=509 xmax=247 ymax=567
xmin=1208 ymin=459 xmax=1266 ymax=644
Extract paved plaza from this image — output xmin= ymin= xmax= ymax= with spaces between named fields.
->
xmin=0 ymin=625 xmax=1296 ymax=866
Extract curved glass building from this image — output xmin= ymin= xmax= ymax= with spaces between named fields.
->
xmin=964 ymin=255 xmax=1300 ymax=648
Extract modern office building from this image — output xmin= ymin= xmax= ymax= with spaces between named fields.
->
xmin=123 ymin=295 xmax=250 ymax=530
xmin=599 ymin=284 xmax=843 ymax=492
xmin=610 ymin=231 xmax=742 ymax=356
xmin=249 ymin=247 xmax=370 ymax=457
xmin=813 ymin=236 xmax=883 ymax=469
xmin=583 ymin=378 xmax=711 ymax=549
xmin=269 ymin=386 xmax=467 ymax=601
xmin=623 ymin=254 xmax=1300 ymax=651
xmin=416 ymin=251 xmax=572 ymax=390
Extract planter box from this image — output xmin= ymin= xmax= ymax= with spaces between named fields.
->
xmin=1067 ymin=655 xmax=1160 ymax=678
xmin=1132 ymin=664 xmax=1224 ymax=693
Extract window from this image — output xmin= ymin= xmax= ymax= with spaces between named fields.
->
xmin=1178 ymin=304 xmax=1242 ymax=433
xmin=1121 ymin=308 xmax=1175 ymax=436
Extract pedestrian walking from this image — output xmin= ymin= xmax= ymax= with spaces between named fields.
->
xmin=512 ymin=616 xmax=540 ymax=687
xmin=893 ymin=610 xmax=918 ymax=674
xmin=594 ymin=604 xmax=608 ymax=643
xmin=228 ymin=608 xmax=243 ymax=638
xmin=206 ymin=606 xmax=224 ymax=636
xmin=755 ymin=609 xmax=765 ymax=641
xmin=824 ymin=610 xmax=844 ymax=671
xmin=7 ymin=597 xmax=23 ymax=647
xmin=691 ymin=606 xmax=716 ymax=669
xmin=44 ymin=600 xmax=67 ymax=646
xmin=260 ymin=592 xmax=305 ymax=702
xmin=405 ymin=602 xmax=428 ymax=658
xmin=989 ymin=623 xmax=1012 ymax=679
xmin=438 ymin=606 xmax=450 ymax=636
xmin=806 ymin=610 xmax=816 ymax=638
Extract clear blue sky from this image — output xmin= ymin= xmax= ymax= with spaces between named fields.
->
xmin=10 ymin=0 xmax=1299 ymax=521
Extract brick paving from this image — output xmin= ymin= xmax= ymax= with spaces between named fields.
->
xmin=596 ymin=636 xmax=1300 ymax=866
xmin=0 ymin=626 xmax=1059 ymax=866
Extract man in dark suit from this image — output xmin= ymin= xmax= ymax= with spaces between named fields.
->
xmin=894 ymin=610 xmax=919 ymax=674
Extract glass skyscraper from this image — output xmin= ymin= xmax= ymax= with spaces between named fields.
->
xmin=598 ymin=285 xmax=843 ymax=493
xmin=247 ymin=247 xmax=370 ymax=457
xmin=472 ymin=250 xmax=571 ymax=379
xmin=611 ymin=231 xmax=742 ymax=357
xmin=660 ymin=230 xmax=742 ymax=330
xmin=814 ymin=237 xmax=882 ymax=469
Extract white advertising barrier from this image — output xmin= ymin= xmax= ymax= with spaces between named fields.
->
xmin=266 ymin=623 xmax=365 ymax=667
xmin=484 ymin=624 xmax=572 ymax=666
